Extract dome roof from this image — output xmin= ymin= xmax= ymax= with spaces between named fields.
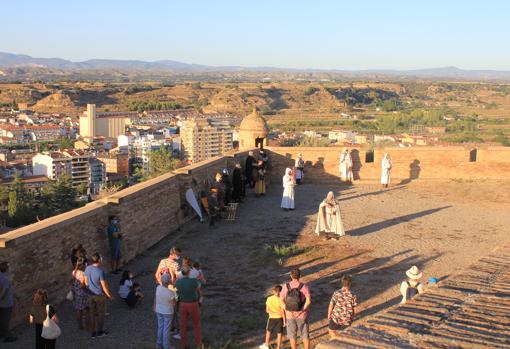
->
xmin=239 ymin=107 xmax=269 ymax=135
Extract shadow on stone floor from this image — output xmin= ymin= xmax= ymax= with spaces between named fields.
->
xmin=348 ymin=206 xmax=452 ymax=237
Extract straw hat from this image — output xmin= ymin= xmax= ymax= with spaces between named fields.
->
xmin=406 ymin=266 xmax=423 ymax=280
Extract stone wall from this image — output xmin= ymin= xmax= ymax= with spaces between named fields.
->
xmin=266 ymin=146 xmax=510 ymax=183
xmin=0 ymin=149 xmax=251 ymax=326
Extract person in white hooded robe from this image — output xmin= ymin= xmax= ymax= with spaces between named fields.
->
xmin=315 ymin=191 xmax=345 ymax=237
xmin=381 ymin=153 xmax=392 ymax=188
xmin=281 ymin=168 xmax=296 ymax=210
xmin=339 ymin=148 xmax=353 ymax=182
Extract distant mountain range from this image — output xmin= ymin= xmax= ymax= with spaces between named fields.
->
xmin=1 ymin=51 xmax=510 ymax=81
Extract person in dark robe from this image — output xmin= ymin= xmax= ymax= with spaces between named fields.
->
xmin=245 ymin=151 xmax=256 ymax=188
xmin=212 ymin=172 xmax=226 ymax=210
xmin=232 ymin=163 xmax=244 ymax=203
xmin=221 ymin=168 xmax=232 ymax=206
xmin=207 ymin=188 xmax=219 ymax=226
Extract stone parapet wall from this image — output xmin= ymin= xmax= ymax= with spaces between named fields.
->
xmin=0 ymin=149 xmax=252 ymax=326
xmin=266 ymin=146 xmax=510 ymax=183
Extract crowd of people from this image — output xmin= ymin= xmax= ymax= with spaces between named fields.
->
xmin=0 ymin=149 xmax=438 ymax=349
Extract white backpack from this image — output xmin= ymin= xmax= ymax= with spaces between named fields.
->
xmin=41 ymin=304 xmax=62 ymax=340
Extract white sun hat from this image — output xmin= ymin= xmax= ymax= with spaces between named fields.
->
xmin=406 ymin=266 xmax=423 ymax=280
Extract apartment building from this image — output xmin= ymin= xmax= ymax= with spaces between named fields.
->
xmin=131 ymin=137 xmax=170 ymax=175
xmin=180 ymin=119 xmax=233 ymax=163
xmin=32 ymin=150 xmax=105 ymax=192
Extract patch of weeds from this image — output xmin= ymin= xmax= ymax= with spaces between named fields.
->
xmin=265 ymin=244 xmax=305 ymax=258
xmin=232 ymin=316 xmax=259 ymax=331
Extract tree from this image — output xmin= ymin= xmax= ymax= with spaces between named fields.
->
xmin=39 ymin=176 xmax=79 ymax=216
xmin=56 ymin=136 xmax=75 ymax=151
xmin=147 ymin=147 xmax=180 ymax=179
xmin=6 ymin=177 xmax=35 ymax=227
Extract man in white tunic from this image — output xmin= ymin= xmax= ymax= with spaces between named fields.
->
xmin=315 ymin=191 xmax=345 ymax=237
xmin=294 ymin=153 xmax=305 ymax=185
xmin=339 ymin=148 xmax=353 ymax=182
xmin=281 ymin=168 xmax=296 ymax=210
xmin=381 ymin=153 xmax=392 ymax=188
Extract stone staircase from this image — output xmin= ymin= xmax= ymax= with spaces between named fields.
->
xmin=318 ymin=242 xmax=510 ymax=348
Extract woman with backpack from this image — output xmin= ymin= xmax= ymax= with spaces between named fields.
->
xmin=400 ymin=266 xmax=424 ymax=303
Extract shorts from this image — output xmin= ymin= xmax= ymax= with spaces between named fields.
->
xmin=286 ymin=317 xmax=309 ymax=340
xmin=266 ymin=318 xmax=283 ymax=334
xmin=89 ymin=295 xmax=107 ymax=317
xmin=110 ymin=243 xmax=121 ymax=260
xmin=328 ymin=320 xmax=349 ymax=331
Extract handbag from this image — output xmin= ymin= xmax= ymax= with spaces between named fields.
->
xmin=41 ymin=304 xmax=62 ymax=340
xmin=66 ymin=290 xmax=74 ymax=302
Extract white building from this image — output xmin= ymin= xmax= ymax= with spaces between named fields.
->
xmin=328 ymin=130 xmax=357 ymax=142
xmin=131 ymin=137 xmax=171 ymax=175
xmin=180 ymin=118 xmax=233 ymax=163
xmin=32 ymin=150 xmax=102 ymax=191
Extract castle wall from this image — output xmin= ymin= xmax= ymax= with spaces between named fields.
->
xmin=266 ymin=146 xmax=510 ymax=183
xmin=0 ymin=150 xmax=251 ymax=326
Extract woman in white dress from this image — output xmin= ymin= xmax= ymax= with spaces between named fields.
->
xmin=315 ymin=191 xmax=345 ymax=237
xmin=339 ymin=148 xmax=353 ymax=182
xmin=381 ymin=153 xmax=392 ymax=188
xmin=281 ymin=168 xmax=296 ymax=210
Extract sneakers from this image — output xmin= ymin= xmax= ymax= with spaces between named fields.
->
xmin=172 ymin=333 xmax=181 ymax=340
xmin=97 ymin=331 xmax=109 ymax=338
xmin=259 ymin=344 xmax=269 ymax=349
xmin=91 ymin=331 xmax=97 ymax=339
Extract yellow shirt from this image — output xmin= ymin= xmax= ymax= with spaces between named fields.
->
xmin=266 ymin=295 xmax=283 ymax=319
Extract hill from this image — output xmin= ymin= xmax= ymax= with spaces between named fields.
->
xmin=2 ymin=52 xmax=510 ymax=82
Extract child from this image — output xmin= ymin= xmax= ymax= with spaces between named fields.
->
xmin=259 ymin=285 xmax=285 ymax=349
xmin=125 ymin=283 xmax=143 ymax=308
xmin=192 ymin=262 xmax=206 ymax=285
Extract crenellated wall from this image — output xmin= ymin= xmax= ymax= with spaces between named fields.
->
xmin=267 ymin=146 xmax=510 ymax=183
xmin=0 ymin=149 xmax=251 ymax=326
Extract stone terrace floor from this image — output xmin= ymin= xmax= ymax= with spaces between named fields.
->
xmin=6 ymin=180 xmax=510 ymax=348
xmin=318 ymin=241 xmax=510 ymax=349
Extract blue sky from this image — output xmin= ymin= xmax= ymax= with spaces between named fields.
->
xmin=1 ymin=0 xmax=510 ymax=70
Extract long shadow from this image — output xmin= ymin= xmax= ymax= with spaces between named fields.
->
xmin=339 ymin=185 xmax=406 ymax=202
xmin=356 ymin=295 xmax=401 ymax=321
xmin=297 ymin=251 xmax=445 ymax=343
xmin=349 ymin=206 xmax=451 ymax=236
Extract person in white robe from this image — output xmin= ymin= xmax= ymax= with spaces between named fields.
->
xmin=339 ymin=148 xmax=353 ymax=182
xmin=281 ymin=168 xmax=296 ymax=210
xmin=294 ymin=153 xmax=305 ymax=185
xmin=381 ymin=153 xmax=392 ymax=188
xmin=315 ymin=191 xmax=345 ymax=237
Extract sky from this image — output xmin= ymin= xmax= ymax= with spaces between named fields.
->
xmin=1 ymin=0 xmax=510 ymax=70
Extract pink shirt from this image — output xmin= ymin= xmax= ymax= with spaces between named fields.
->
xmin=280 ymin=280 xmax=311 ymax=320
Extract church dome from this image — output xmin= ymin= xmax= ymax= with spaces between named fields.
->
xmin=238 ymin=107 xmax=269 ymax=149
xmin=239 ymin=107 xmax=269 ymax=136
